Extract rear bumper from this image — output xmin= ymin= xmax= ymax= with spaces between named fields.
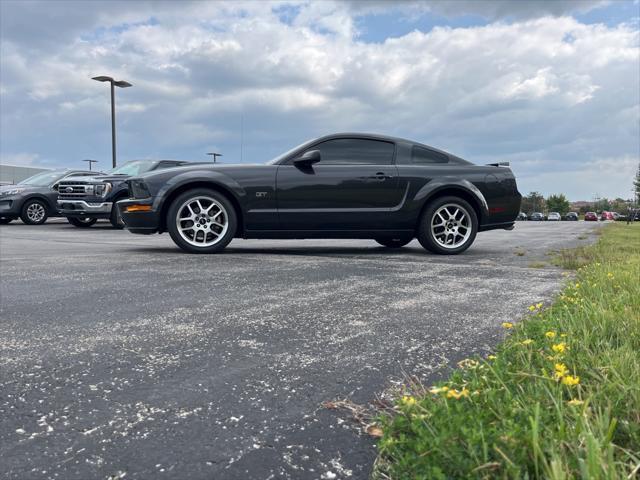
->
xmin=58 ymin=200 xmax=112 ymax=218
xmin=118 ymin=199 xmax=160 ymax=234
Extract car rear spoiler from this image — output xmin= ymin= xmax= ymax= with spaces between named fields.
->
xmin=486 ymin=162 xmax=510 ymax=167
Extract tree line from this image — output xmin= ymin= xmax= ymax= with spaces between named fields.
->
xmin=521 ymin=162 xmax=640 ymax=215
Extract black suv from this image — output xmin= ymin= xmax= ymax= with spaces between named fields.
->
xmin=57 ymin=160 xmax=193 ymax=228
xmin=0 ymin=169 xmax=96 ymax=225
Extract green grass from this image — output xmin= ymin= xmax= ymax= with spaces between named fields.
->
xmin=375 ymin=224 xmax=640 ymax=479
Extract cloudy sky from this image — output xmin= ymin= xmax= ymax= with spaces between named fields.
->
xmin=1 ymin=0 xmax=638 ymax=200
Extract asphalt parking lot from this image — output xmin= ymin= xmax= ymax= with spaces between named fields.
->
xmin=0 ymin=220 xmax=602 ymax=480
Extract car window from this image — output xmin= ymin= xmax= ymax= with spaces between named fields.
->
xmin=411 ymin=146 xmax=449 ymax=164
xmin=307 ymin=138 xmax=395 ymax=165
xmin=107 ymin=161 xmax=156 ymax=176
xmin=18 ymin=171 xmax=66 ymax=186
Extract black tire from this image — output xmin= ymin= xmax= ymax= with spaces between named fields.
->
xmin=375 ymin=236 xmax=413 ymax=248
xmin=0 ymin=217 xmax=14 ymax=225
xmin=67 ymin=217 xmax=98 ymax=228
xmin=417 ymin=196 xmax=478 ymax=255
xmin=110 ymin=203 xmax=125 ymax=229
xmin=167 ymin=188 xmax=237 ymax=254
xmin=20 ymin=199 xmax=49 ymax=225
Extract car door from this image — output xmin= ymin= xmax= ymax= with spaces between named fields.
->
xmin=275 ymin=138 xmax=402 ymax=230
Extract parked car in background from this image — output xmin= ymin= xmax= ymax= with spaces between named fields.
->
xmin=584 ymin=211 xmax=598 ymax=221
xmin=0 ymin=169 xmax=96 ymax=225
xmin=530 ymin=212 xmax=545 ymax=221
xmin=564 ymin=212 xmax=579 ymax=221
xmin=600 ymin=211 xmax=615 ymax=221
xmin=118 ymin=133 xmax=522 ymax=255
xmin=57 ymin=160 xmax=196 ymax=228
xmin=517 ymin=212 xmax=528 ymax=221
xmin=547 ymin=212 xmax=561 ymax=221
xmin=612 ymin=212 xmax=626 ymax=221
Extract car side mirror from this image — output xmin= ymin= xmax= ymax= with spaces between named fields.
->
xmin=293 ymin=149 xmax=321 ymax=167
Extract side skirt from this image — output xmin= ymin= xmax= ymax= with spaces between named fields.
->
xmin=242 ymin=229 xmax=415 ymax=240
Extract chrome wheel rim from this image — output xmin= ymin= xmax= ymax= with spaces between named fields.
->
xmin=27 ymin=203 xmax=46 ymax=223
xmin=176 ymin=196 xmax=228 ymax=247
xmin=431 ymin=203 xmax=472 ymax=249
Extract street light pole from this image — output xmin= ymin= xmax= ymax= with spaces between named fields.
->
xmin=92 ymin=76 xmax=132 ymax=169
xmin=207 ymin=152 xmax=223 ymax=163
xmin=82 ymin=159 xmax=98 ymax=171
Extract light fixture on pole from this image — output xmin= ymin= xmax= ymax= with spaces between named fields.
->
xmin=92 ymin=76 xmax=132 ymax=169
xmin=82 ymin=159 xmax=98 ymax=171
xmin=207 ymin=152 xmax=222 ymax=163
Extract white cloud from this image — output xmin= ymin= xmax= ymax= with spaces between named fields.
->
xmin=0 ymin=1 xmax=638 ymax=199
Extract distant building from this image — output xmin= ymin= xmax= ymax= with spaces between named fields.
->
xmin=0 ymin=164 xmax=52 ymax=185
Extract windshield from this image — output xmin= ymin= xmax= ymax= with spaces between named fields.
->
xmin=18 ymin=171 xmax=65 ymax=186
xmin=107 ymin=161 xmax=156 ymax=176
xmin=266 ymin=137 xmax=319 ymax=165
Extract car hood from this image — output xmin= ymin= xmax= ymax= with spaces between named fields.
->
xmin=0 ymin=184 xmax=45 ymax=194
xmin=58 ymin=174 xmax=130 ymax=183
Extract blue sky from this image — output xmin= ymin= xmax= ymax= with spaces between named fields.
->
xmin=1 ymin=0 xmax=638 ymax=200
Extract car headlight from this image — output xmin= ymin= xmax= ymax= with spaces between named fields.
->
xmin=0 ymin=187 xmax=26 ymax=196
xmin=129 ymin=180 xmax=150 ymax=199
xmin=93 ymin=183 xmax=112 ymax=197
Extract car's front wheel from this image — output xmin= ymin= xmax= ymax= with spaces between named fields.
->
xmin=67 ymin=217 xmax=98 ymax=228
xmin=20 ymin=199 xmax=49 ymax=225
xmin=167 ymin=188 xmax=237 ymax=254
xmin=375 ymin=236 xmax=413 ymax=248
xmin=417 ymin=196 xmax=478 ymax=255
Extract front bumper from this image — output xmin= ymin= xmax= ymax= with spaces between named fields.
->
xmin=118 ymin=199 xmax=160 ymax=234
xmin=57 ymin=200 xmax=112 ymax=217
xmin=0 ymin=198 xmax=22 ymax=217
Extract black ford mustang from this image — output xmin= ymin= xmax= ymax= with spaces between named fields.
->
xmin=119 ymin=133 xmax=521 ymax=254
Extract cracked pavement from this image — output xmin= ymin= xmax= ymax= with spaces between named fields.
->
xmin=0 ymin=220 xmax=601 ymax=479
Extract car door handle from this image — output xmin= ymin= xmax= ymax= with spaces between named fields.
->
xmin=370 ymin=172 xmax=391 ymax=181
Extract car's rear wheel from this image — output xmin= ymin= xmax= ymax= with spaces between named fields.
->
xmin=20 ymin=199 xmax=49 ymax=225
xmin=417 ymin=196 xmax=478 ymax=255
xmin=167 ymin=188 xmax=237 ymax=254
xmin=375 ymin=236 xmax=413 ymax=248
xmin=0 ymin=217 xmax=14 ymax=225
xmin=68 ymin=217 xmax=98 ymax=228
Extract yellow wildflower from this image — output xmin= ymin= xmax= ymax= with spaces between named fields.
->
xmin=545 ymin=331 xmax=556 ymax=339
xmin=528 ymin=305 xmax=536 ymax=312
xmin=562 ymin=375 xmax=580 ymax=386
xmin=487 ymin=355 xmax=497 ymax=361
xmin=607 ymin=273 xmax=614 ymax=280
xmin=554 ymin=363 xmax=568 ymax=379
xmin=429 ymin=386 xmax=448 ymax=394
xmin=567 ymin=399 xmax=584 ymax=406
xmin=502 ymin=322 xmax=514 ymax=329
xmin=536 ymin=302 xmax=543 ymax=309
xmin=560 ymin=333 xmax=567 ymax=338
xmin=446 ymin=388 xmax=470 ymax=400
xmin=401 ymin=395 xmax=417 ymax=406
xmin=552 ymin=343 xmax=567 ymax=354
xmin=520 ymin=339 xmax=534 ymax=346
